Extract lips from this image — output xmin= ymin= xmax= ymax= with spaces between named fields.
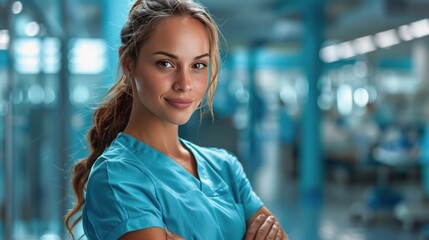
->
xmin=165 ymin=98 xmax=194 ymax=109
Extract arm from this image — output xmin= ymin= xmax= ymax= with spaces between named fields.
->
xmin=119 ymin=227 xmax=185 ymax=240
xmin=119 ymin=228 xmax=166 ymax=240
xmin=118 ymin=208 xmax=287 ymax=240
xmin=244 ymin=206 xmax=288 ymax=240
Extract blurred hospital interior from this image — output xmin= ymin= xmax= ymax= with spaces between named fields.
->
xmin=2 ymin=0 xmax=429 ymax=239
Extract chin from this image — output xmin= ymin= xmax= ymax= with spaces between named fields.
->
xmin=165 ymin=115 xmax=193 ymax=126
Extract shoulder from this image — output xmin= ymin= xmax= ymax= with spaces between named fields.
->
xmin=92 ymin=137 xmax=151 ymax=175
xmin=87 ymin=143 xmax=156 ymax=195
xmin=83 ymin=144 xmax=161 ymax=232
xmin=83 ymin=155 xmax=163 ymax=240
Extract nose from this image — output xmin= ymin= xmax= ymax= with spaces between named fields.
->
xmin=173 ymin=68 xmax=192 ymax=92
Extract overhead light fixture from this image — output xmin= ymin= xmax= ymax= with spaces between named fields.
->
xmin=398 ymin=25 xmax=414 ymax=41
xmin=353 ymin=88 xmax=369 ymax=107
xmin=14 ymin=38 xmax=42 ymax=74
xmin=353 ymin=35 xmax=375 ymax=54
xmin=0 ymin=30 xmax=9 ymax=50
xmin=374 ymin=29 xmax=400 ymax=48
xmin=337 ymin=41 xmax=355 ymax=59
xmin=321 ymin=18 xmax=429 ymax=63
xmin=410 ymin=18 xmax=429 ymax=38
xmin=337 ymin=84 xmax=353 ymax=116
xmin=69 ymin=38 xmax=107 ymax=74
xmin=320 ymin=45 xmax=338 ymax=63
xmin=24 ymin=21 xmax=40 ymax=37
xmin=12 ymin=1 xmax=23 ymax=14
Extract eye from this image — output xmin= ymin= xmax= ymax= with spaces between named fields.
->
xmin=157 ymin=60 xmax=174 ymax=69
xmin=193 ymin=62 xmax=207 ymax=70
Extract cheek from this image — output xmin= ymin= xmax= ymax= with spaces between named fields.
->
xmin=133 ymin=71 xmax=167 ymax=95
xmin=133 ymin=78 xmax=143 ymax=93
xmin=195 ymin=73 xmax=209 ymax=94
xmin=195 ymin=81 xmax=208 ymax=100
xmin=133 ymin=78 xmax=153 ymax=98
xmin=133 ymin=65 xmax=154 ymax=90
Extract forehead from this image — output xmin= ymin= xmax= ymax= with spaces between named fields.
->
xmin=140 ymin=16 xmax=210 ymax=56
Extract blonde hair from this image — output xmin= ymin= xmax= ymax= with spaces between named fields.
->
xmin=64 ymin=0 xmax=220 ymax=238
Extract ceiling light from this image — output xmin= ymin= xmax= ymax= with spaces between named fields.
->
xmin=320 ymin=45 xmax=338 ymax=63
xmin=398 ymin=25 xmax=413 ymax=41
xmin=353 ymin=35 xmax=375 ymax=54
xmin=410 ymin=18 xmax=429 ymax=38
xmin=353 ymin=88 xmax=369 ymax=107
xmin=0 ymin=30 xmax=9 ymax=50
xmin=24 ymin=21 xmax=40 ymax=37
xmin=336 ymin=41 xmax=355 ymax=59
xmin=12 ymin=1 xmax=23 ymax=14
xmin=374 ymin=29 xmax=400 ymax=48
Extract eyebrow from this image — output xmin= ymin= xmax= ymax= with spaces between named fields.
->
xmin=152 ymin=51 xmax=210 ymax=60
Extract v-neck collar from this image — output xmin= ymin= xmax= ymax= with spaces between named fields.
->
xmin=116 ymin=132 xmax=206 ymax=192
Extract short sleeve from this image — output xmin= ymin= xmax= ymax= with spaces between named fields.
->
xmin=224 ymin=152 xmax=264 ymax=221
xmin=83 ymin=159 xmax=164 ymax=240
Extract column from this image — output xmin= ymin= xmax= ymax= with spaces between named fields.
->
xmin=300 ymin=0 xmax=325 ymax=202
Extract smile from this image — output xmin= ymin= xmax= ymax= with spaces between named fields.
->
xmin=165 ymin=98 xmax=194 ymax=109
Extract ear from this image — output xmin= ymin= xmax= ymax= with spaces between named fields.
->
xmin=119 ymin=48 xmax=134 ymax=75
xmin=122 ymin=57 xmax=134 ymax=75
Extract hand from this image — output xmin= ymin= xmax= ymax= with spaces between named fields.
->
xmin=164 ymin=227 xmax=185 ymax=240
xmin=244 ymin=214 xmax=288 ymax=240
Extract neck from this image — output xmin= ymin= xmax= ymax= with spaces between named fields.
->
xmin=123 ymin=102 xmax=184 ymax=157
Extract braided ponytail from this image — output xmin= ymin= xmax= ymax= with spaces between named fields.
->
xmin=65 ymin=78 xmax=132 ymax=238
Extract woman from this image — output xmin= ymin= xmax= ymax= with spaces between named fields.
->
xmin=65 ymin=0 xmax=288 ymax=239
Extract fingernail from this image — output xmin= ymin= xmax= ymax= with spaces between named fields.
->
xmin=258 ymin=214 xmax=266 ymax=219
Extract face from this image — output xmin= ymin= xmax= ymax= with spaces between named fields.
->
xmin=127 ymin=16 xmax=210 ymax=126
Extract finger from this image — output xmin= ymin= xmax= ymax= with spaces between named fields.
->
xmin=168 ymin=234 xmax=185 ymax=240
xmin=255 ymin=215 xmax=276 ymax=240
xmin=245 ymin=214 xmax=268 ymax=240
xmin=164 ymin=227 xmax=173 ymax=236
xmin=164 ymin=227 xmax=186 ymax=240
xmin=275 ymin=229 xmax=282 ymax=240
xmin=265 ymin=222 xmax=280 ymax=240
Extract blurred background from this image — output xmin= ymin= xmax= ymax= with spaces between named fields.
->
xmin=2 ymin=0 xmax=429 ymax=239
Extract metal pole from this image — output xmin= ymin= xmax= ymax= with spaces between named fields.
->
xmin=247 ymin=43 xmax=263 ymax=181
xmin=299 ymin=0 xmax=325 ymax=202
xmin=59 ymin=0 xmax=70 ymax=238
xmin=247 ymin=45 xmax=258 ymax=180
xmin=4 ymin=0 xmax=14 ymax=239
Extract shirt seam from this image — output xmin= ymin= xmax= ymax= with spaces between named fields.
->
xmin=101 ymin=161 xmax=130 ymax=237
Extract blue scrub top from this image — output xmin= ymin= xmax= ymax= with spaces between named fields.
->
xmin=82 ymin=132 xmax=264 ymax=240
